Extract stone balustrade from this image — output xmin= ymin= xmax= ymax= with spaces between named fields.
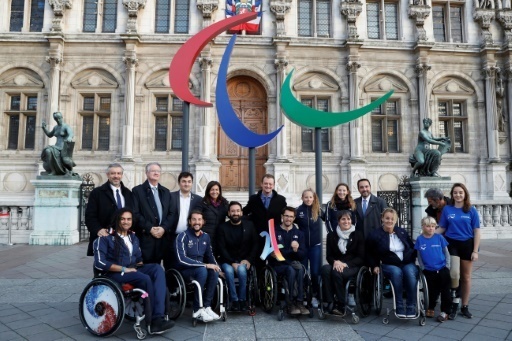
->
xmin=0 ymin=206 xmax=33 ymax=244
xmin=474 ymin=201 xmax=512 ymax=239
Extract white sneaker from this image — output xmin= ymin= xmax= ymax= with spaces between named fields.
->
xmin=193 ymin=308 xmax=213 ymax=322
xmin=204 ymin=306 xmax=221 ymax=320
xmin=311 ymin=297 xmax=319 ymax=308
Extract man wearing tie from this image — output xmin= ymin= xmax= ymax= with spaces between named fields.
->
xmin=165 ymin=171 xmax=202 ymax=270
xmin=85 ymin=163 xmax=133 ymax=256
xmin=354 ymin=179 xmax=387 ymax=240
xmin=132 ymin=162 xmax=174 ymax=264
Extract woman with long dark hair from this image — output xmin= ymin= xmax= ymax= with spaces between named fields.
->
xmin=325 ymin=183 xmax=356 ymax=234
xmin=437 ymin=183 xmax=480 ymax=319
xmin=200 ymin=181 xmax=229 ymax=255
xmin=93 ymin=208 xmax=174 ymax=334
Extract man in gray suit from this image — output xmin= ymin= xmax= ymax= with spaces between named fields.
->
xmin=354 ymin=179 xmax=388 ymax=240
xmin=132 ymin=162 xmax=174 ymax=264
xmin=164 ymin=171 xmax=202 ymax=270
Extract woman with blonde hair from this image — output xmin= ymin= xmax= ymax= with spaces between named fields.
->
xmin=325 ymin=183 xmax=356 ymax=234
xmin=295 ymin=188 xmax=323 ymax=307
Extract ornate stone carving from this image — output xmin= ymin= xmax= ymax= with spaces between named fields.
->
xmin=199 ymin=57 xmax=213 ymax=70
xmin=497 ymin=9 xmax=512 ymax=44
xmin=122 ymin=0 xmax=147 ymax=34
xmin=340 ymin=0 xmax=363 ymax=41
xmin=346 ymin=61 xmax=361 ymax=73
xmin=46 ymin=55 xmax=63 ymax=68
xmin=197 ymin=0 xmax=219 ymax=19
xmin=48 ymin=0 xmax=72 ymax=32
xmin=270 ymin=0 xmax=292 ymax=37
xmin=274 ymin=57 xmax=289 ymax=72
xmin=408 ymin=4 xmax=431 ymax=42
xmin=415 ymin=63 xmax=431 ymax=76
xmin=123 ymin=51 xmax=139 ymax=69
xmin=474 ymin=8 xmax=496 ymax=45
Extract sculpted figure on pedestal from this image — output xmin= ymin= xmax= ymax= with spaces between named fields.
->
xmin=41 ymin=112 xmax=77 ymax=176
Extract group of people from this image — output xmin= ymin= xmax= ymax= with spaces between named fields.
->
xmin=85 ymin=162 xmax=480 ymax=334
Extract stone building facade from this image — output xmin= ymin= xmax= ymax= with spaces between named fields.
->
xmin=1 ymin=0 xmax=512 ymax=209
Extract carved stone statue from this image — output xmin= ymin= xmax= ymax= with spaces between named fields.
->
xmin=410 ymin=118 xmax=452 ymax=177
xmin=41 ymin=112 xmax=77 ymax=176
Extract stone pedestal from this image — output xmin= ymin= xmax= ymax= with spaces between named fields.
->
xmin=29 ymin=178 xmax=81 ymax=245
xmin=409 ymin=177 xmax=452 ymax=239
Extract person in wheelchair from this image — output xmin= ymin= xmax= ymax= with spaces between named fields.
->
xmin=321 ymin=210 xmax=365 ymax=316
xmin=268 ymin=206 xmax=308 ymax=315
xmin=367 ymin=208 xmax=418 ymax=318
xmin=175 ymin=210 xmax=221 ymax=323
xmin=93 ymin=208 xmax=174 ymax=335
xmin=217 ymin=201 xmax=259 ymax=312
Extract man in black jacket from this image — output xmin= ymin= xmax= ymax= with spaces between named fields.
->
xmin=424 ymin=188 xmax=451 ymax=223
xmin=132 ymin=162 xmax=174 ymax=264
xmin=354 ymin=179 xmax=388 ymax=240
xmin=217 ymin=201 xmax=259 ymax=311
xmin=85 ymin=163 xmax=133 ymax=256
xmin=164 ymin=171 xmax=202 ymax=270
xmin=243 ymin=174 xmax=287 ymax=271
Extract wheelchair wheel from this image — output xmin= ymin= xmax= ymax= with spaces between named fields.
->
xmin=166 ymin=269 xmax=186 ymax=320
xmin=79 ymin=277 xmax=125 ymax=337
xmin=247 ymin=266 xmax=258 ymax=312
xmin=261 ymin=266 xmax=278 ymax=313
xmin=419 ymin=271 xmax=429 ymax=324
xmin=356 ymin=267 xmax=372 ymax=317
xmin=374 ymin=270 xmax=383 ymax=315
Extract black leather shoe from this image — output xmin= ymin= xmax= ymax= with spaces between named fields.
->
xmin=150 ymin=317 xmax=175 ymax=334
xmin=239 ymin=300 xmax=248 ymax=311
xmin=230 ymin=301 xmax=240 ymax=312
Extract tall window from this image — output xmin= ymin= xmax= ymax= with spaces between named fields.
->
xmin=83 ymin=0 xmax=118 ymax=33
xmin=10 ymin=0 xmax=45 ymax=32
xmin=301 ymin=97 xmax=330 ymax=152
xmin=371 ymin=99 xmax=400 ymax=152
xmin=438 ymin=100 xmax=466 ymax=152
xmin=6 ymin=93 xmax=37 ymax=150
xmin=298 ymin=0 xmax=331 ymax=37
xmin=80 ymin=94 xmax=111 ymax=151
xmin=174 ymin=0 xmax=190 ymax=33
xmin=367 ymin=1 xmax=399 ymax=40
xmin=432 ymin=4 xmax=463 ymax=42
xmin=153 ymin=95 xmax=184 ymax=151
xmin=155 ymin=0 xmax=171 ymax=33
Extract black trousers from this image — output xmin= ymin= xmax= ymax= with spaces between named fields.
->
xmin=321 ymin=264 xmax=359 ymax=307
xmin=423 ymin=267 xmax=452 ymax=313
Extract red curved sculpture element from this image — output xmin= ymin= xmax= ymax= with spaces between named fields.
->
xmin=169 ymin=12 xmax=258 ymax=107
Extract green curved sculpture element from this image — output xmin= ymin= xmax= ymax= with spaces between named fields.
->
xmin=280 ymin=69 xmax=394 ymax=128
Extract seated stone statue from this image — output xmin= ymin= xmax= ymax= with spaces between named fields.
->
xmin=409 ymin=118 xmax=451 ymax=177
xmin=41 ymin=112 xmax=76 ymax=176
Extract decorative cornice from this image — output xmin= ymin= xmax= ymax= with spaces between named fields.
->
xmin=123 ymin=0 xmax=146 ymax=15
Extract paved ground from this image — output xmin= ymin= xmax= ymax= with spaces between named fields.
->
xmin=0 ymin=239 xmax=511 ymax=341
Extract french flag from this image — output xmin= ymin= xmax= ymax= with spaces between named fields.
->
xmin=226 ymin=0 xmax=262 ymax=34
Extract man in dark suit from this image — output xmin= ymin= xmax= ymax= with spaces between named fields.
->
xmin=354 ymin=179 xmax=387 ymax=240
xmin=132 ymin=162 xmax=174 ymax=264
xmin=85 ymin=163 xmax=133 ymax=256
xmin=243 ymin=174 xmax=287 ymax=270
xmin=164 ymin=171 xmax=202 ymax=270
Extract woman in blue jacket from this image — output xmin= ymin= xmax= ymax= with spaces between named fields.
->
xmin=295 ymin=188 xmax=323 ymax=306
xmin=93 ymin=208 xmax=173 ymax=334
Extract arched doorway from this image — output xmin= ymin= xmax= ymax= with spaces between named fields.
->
xmin=218 ymin=76 xmax=268 ymax=191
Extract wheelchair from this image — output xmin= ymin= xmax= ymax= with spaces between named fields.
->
xmin=260 ymin=263 xmax=314 ymax=321
xmin=79 ymin=268 xmax=184 ymax=339
xmin=175 ymin=271 xmax=227 ymax=326
xmin=220 ymin=265 xmax=258 ymax=316
xmin=369 ymin=265 xmax=429 ymax=326
xmin=355 ymin=265 xmax=384 ymax=317
xmin=317 ymin=266 xmax=367 ymax=324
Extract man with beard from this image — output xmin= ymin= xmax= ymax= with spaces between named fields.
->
xmin=216 ymin=201 xmax=259 ymax=312
xmin=175 ymin=210 xmax=220 ymax=323
xmin=354 ymin=179 xmax=387 ymax=240
xmin=424 ymin=188 xmax=451 ymax=223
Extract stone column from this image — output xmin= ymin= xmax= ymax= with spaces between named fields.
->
xmin=275 ymin=57 xmax=289 ymax=161
xmin=415 ymin=62 xmax=431 ymax=122
xmin=270 ymin=0 xmax=292 ymax=37
xmin=199 ymin=56 xmax=213 ymax=161
xmin=408 ymin=4 xmax=431 ymax=43
xmin=45 ymin=52 xmax=62 ymax=115
xmin=347 ymin=59 xmax=362 ymax=160
xmin=48 ymin=0 xmax=72 ymax=32
xmin=483 ymin=63 xmax=500 ymax=161
xmin=197 ymin=0 xmax=219 ymax=28
xmin=122 ymin=52 xmax=138 ymax=160
xmin=122 ymin=0 xmax=147 ymax=34
xmin=340 ymin=0 xmax=363 ymax=41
